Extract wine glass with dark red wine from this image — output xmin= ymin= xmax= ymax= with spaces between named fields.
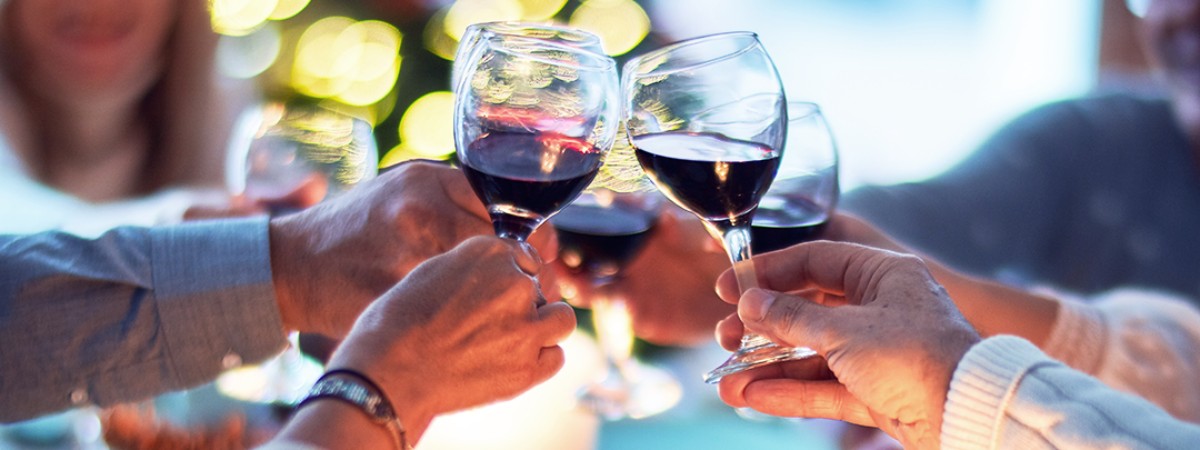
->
xmin=622 ymin=31 xmax=814 ymax=384
xmin=220 ymin=102 xmax=378 ymax=405
xmin=751 ymin=102 xmax=840 ymax=254
xmin=552 ymin=146 xmax=682 ymax=420
xmin=456 ymin=35 xmax=620 ymax=242
xmin=451 ymin=21 xmax=604 ymax=95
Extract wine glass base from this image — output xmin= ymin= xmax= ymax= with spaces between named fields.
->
xmin=578 ymin=361 xmax=682 ymax=421
xmin=703 ymin=342 xmax=818 ymax=384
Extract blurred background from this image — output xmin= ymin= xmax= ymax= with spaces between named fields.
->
xmin=210 ymin=0 xmax=1151 ymax=190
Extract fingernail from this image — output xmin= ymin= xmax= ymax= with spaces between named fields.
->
xmin=518 ymin=242 xmax=542 ymax=265
xmin=742 ymin=288 xmax=774 ymax=322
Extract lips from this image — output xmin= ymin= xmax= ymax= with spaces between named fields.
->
xmin=53 ymin=8 xmax=136 ymax=48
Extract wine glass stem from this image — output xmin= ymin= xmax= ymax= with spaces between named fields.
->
xmin=719 ymin=224 xmax=773 ymax=347
xmin=592 ymin=288 xmax=635 ymax=377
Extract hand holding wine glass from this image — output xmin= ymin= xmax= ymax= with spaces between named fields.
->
xmin=455 ymin=35 xmax=620 ymax=242
xmin=622 ymin=31 xmax=812 ymax=384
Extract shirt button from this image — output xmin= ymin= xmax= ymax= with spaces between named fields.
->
xmin=69 ymin=388 xmax=88 ymax=405
xmin=222 ymin=352 xmax=243 ymax=369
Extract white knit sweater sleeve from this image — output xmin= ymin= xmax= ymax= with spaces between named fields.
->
xmin=1041 ymin=288 xmax=1200 ymax=422
xmin=941 ymin=336 xmax=1200 ymax=450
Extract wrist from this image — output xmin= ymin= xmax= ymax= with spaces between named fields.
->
xmin=328 ymin=348 xmax=437 ymax=445
xmin=268 ymin=215 xmax=306 ymax=333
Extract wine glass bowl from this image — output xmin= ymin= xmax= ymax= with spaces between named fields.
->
xmin=455 ymin=35 xmax=620 ymax=241
xmin=622 ymin=31 xmax=812 ymax=384
xmin=751 ymin=101 xmax=840 ymax=254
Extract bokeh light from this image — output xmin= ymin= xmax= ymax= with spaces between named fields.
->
xmin=517 ymin=0 xmax=569 ymax=21
xmin=445 ymin=0 xmax=525 ymax=41
xmin=291 ymin=18 xmax=403 ymax=107
xmin=380 ymin=91 xmax=457 ymax=166
xmin=569 ymin=0 xmax=649 ymax=56
xmin=211 ymin=0 xmax=278 ymax=36
xmin=216 ymin=23 xmax=282 ymax=79
xmin=269 ymin=0 xmax=311 ymax=20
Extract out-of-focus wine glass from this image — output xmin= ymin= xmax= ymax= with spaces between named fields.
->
xmin=552 ymin=139 xmax=682 ymax=420
xmin=217 ymin=102 xmax=378 ymax=405
xmin=751 ymin=101 xmax=840 ymax=253
xmin=622 ymin=31 xmax=815 ymax=384
xmin=455 ymin=34 xmax=620 ymax=242
xmin=451 ymin=21 xmax=604 ymax=95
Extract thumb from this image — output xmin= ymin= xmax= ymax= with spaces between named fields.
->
xmin=738 ymin=288 xmax=834 ymax=350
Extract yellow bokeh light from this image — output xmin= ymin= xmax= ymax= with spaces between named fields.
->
xmin=291 ymin=17 xmax=402 ymax=107
xmin=336 ymin=56 xmax=402 ymax=106
xmin=517 ymin=0 xmax=568 ymax=21
xmin=569 ymin=0 xmax=650 ymax=56
xmin=424 ymin=8 xmax=459 ymax=61
xmin=398 ymin=91 xmax=457 ymax=159
xmin=269 ymin=0 xmax=310 ymax=20
xmin=444 ymin=0 xmax=525 ymax=41
xmin=210 ymin=0 xmax=278 ymax=36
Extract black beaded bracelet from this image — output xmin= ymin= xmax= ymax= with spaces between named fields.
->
xmin=297 ymin=368 xmax=411 ymax=450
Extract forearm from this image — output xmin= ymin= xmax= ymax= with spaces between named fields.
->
xmin=0 ymin=218 xmax=286 ymax=421
xmin=927 ymin=261 xmax=1059 ymax=347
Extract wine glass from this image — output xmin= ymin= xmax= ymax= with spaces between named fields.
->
xmin=622 ymin=31 xmax=813 ymax=384
xmin=218 ymin=102 xmax=378 ymax=405
xmin=455 ymin=34 xmax=620 ymax=242
xmin=551 ymin=143 xmax=682 ymax=420
xmin=751 ymin=101 xmax=840 ymax=253
xmin=452 ymin=21 xmax=604 ymax=95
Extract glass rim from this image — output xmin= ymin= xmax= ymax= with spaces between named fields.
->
xmin=474 ymin=34 xmax=616 ymax=72
xmin=788 ymin=101 xmax=822 ymax=121
xmin=465 ymin=21 xmax=603 ymax=46
xmin=623 ymin=31 xmax=762 ymax=79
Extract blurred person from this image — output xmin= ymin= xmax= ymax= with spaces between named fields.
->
xmin=840 ymin=0 xmax=1200 ymax=301
xmin=714 ymin=241 xmax=1200 ymax=449
xmin=0 ymin=161 xmax=559 ymax=423
xmin=0 ymin=0 xmax=247 ymax=234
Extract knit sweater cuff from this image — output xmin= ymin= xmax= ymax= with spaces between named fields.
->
xmin=1041 ymin=296 xmax=1108 ymax=374
xmin=941 ymin=336 xmax=1050 ymax=450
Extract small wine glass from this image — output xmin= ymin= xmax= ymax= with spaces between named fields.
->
xmin=751 ymin=101 xmax=840 ymax=254
xmin=622 ymin=31 xmax=814 ymax=384
xmin=218 ymin=102 xmax=378 ymax=405
xmin=452 ymin=21 xmax=604 ymax=95
xmin=455 ymin=34 xmax=620 ymax=242
xmin=552 ymin=143 xmax=682 ymax=420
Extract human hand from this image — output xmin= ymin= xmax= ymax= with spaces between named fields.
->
xmin=714 ymin=241 xmax=980 ymax=449
xmin=324 ymin=236 xmax=576 ymax=443
xmin=554 ymin=206 xmax=733 ymax=346
xmin=268 ymin=160 xmax=558 ymax=338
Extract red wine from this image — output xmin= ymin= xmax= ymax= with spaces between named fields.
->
xmin=632 ymin=131 xmax=780 ymax=226
xmin=751 ymin=195 xmax=829 ymax=253
xmin=461 ymin=131 xmax=603 ymax=238
xmin=552 ymin=203 xmax=656 ymax=280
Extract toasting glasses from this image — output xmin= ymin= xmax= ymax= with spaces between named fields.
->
xmin=622 ymin=31 xmax=815 ymax=384
xmin=551 ymin=143 xmax=682 ymax=420
xmin=455 ymin=35 xmax=620 ymax=242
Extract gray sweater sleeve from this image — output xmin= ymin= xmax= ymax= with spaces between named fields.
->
xmin=0 ymin=217 xmax=287 ymax=422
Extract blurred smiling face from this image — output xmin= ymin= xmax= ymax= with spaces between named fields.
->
xmin=4 ymin=0 xmax=175 ymax=103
